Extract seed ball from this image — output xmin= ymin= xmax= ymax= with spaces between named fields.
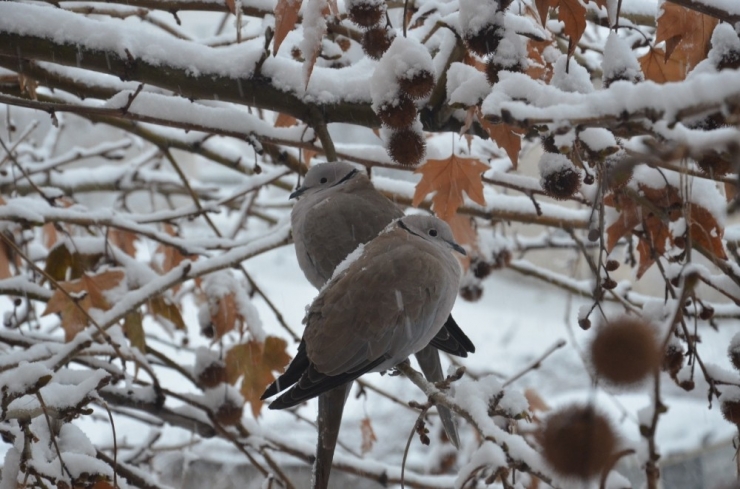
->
xmin=398 ymin=70 xmax=435 ymax=99
xmin=539 ymin=152 xmax=582 ymax=200
xmin=605 ymin=260 xmax=620 ymax=272
xmin=387 ymin=128 xmax=425 ymax=167
xmin=696 ymin=151 xmax=733 ymax=177
xmin=377 ymin=96 xmax=417 ymax=129
xmin=460 ymin=284 xmax=483 ymax=302
xmin=362 ymin=27 xmax=395 ymax=60
xmin=589 ymin=316 xmax=662 ymax=388
xmin=472 ymin=259 xmax=492 ymax=279
xmin=729 ymin=333 xmax=740 ymax=372
xmin=198 ymin=362 xmax=227 ymax=388
xmin=347 ymin=0 xmax=385 ymax=28
xmin=464 ymin=24 xmax=502 ymax=57
xmin=216 ymin=401 xmax=243 ymax=426
xmin=662 ymin=343 xmax=683 ymax=378
xmin=540 ymin=405 xmax=617 ymax=479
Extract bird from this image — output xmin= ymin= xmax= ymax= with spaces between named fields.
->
xmin=262 ymin=213 xmax=465 ymax=408
xmin=265 ymin=162 xmax=474 ymax=489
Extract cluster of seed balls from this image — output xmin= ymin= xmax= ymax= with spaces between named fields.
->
xmin=539 ymin=316 xmax=664 ymax=480
xmin=347 ymin=0 xmax=434 ymax=166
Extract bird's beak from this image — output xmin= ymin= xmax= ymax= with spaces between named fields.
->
xmin=289 ymin=186 xmax=307 ymax=200
xmin=448 ymin=240 xmax=467 ymax=256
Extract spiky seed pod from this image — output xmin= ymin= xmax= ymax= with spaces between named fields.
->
xmin=603 ymin=152 xmax=633 ymax=191
xmin=362 ymin=27 xmax=395 ymax=60
xmin=347 ymin=1 xmax=385 ymax=28
xmin=387 ymin=128 xmax=425 ymax=167
xmin=541 ymin=405 xmax=617 ymax=479
xmin=460 ymin=284 xmax=483 ymax=302
xmin=589 ymin=316 xmax=662 ymax=388
xmin=663 ymin=344 xmax=683 ymax=378
xmin=720 ymin=387 xmax=740 ymax=426
xmin=485 ymin=58 xmax=523 ymax=85
xmin=578 ymin=317 xmax=592 ymax=330
xmin=465 ymin=24 xmax=502 ymax=57
xmin=539 ymin=152 xmax=582 ymax=200
xmin=605 ymin=259 xmax=620 ymax=272
xmin=472 ymin=259 xmax=492 ymax=279
xmin=198 ymin=362 xmax=227 ymax=388
xmin=398 ymin=70 xmax=435 ymax=99
xmin=696 ymin=151 xmax=734 ymax=177
xmin=729 ymin=333 xmax=740 ymax=372
xmin=216 ymin=401 xmax=243 ymax=426
xmin=377 ymin=96 xmax=417 ymax=129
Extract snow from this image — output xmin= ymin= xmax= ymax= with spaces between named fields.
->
xmin=580 ymin=127 xmax=617 ymax=152
xmin=453 ymin=441 xmax=505 ymax=489
xmin=602 ymin=31 xmax=644 ymax=84
xmin=370 ymin=36 xmax=435 ymax=108
xmin=458 ymin=0 xmax=502 ymax=37
xmin=550 ymin=56 xmax=594 ymax=94
xmin=446 ymin=62 xmax=490 ymax=107
xmin=538 ymin=151 xmax=574 ymax=178
xmin=708 ymin=22 xmax=740 ymax=68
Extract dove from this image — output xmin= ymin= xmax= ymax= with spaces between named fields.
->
xmin=263 ymin=214 xmax=465 ymax=408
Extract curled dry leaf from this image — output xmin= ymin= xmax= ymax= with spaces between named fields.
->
xmin=147 ymin=295 xmax=187 ymax=332
xmin=225 ymin=336 xmax=291 ymax=417
xmin=42 ymin=269 xmax=125 ymax=341
xmin=655 ymin=3 xmax=717 ymax=72
xmin=477 ymin=108 xmax=523 ymax=168
xmin=360 ymin=417 xmax=377 ymax=454
xmin=273 ymin=0 xmax=303 ymax=55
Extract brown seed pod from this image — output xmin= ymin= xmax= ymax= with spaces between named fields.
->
xmin=348 ymin=1 xmax=385 ymax=28
xmin=377 ymin=96 xmax=417 ymax=129
xmin=464 ymin=24 xmax=502 ymax=57
xmin=387 ymin=128 xmax=426 ymax=167
xmin=362 ymin=27 xmax=395 ymax=60
xmin=539 ymin=153 xmax=582 ymax=200
xmin=198 ymin=361 xmax=227 ymax=388
xmin=472 ymin=259 xmax=492 ymax=279
xmin=605 ymin=259 xmax=620 ymax=272
xmin=398 ymin=69 xmax=435 ymax=99
xmin=696 ymin=151 xmax=733 ymax=177
xmin=216 ymin=401 xmax=244 ymax=426
xmin=721 ymin=395 xmax=740 ymax=426
xmin=662 ymin=343 xmax=683 ymax=378
xmin=729 ymin=334 xmax=740 ymax=372
xmin=460 ymin=284 xmax=483 ymax=302
xmin=589 ymin=316 xmax=662 ymax=388
xmin=540 ymin=405 xmax=617 ymax=479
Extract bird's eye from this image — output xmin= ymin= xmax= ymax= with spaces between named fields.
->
xmin=320 ymin=177 xmax=328 ymax=184
xmin=428 ymin=229 xmax=438 ymax=237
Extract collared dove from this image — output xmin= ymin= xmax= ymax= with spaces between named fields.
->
xmin=262 ymin=214 xmax=465 ymax=408
xmin=272 ymin=163 xmax=474 ymax=489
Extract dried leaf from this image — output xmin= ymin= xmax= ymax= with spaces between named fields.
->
xmin=554 ymin=0 xmax=587 ymax=54
xmin=274 ymin=112 xmax=298 ymax=127
xmin=123 ymin=310 xmax=146 ymax=353
xmin=211 ymin=292 xmax=240 ymax=339
xmin=148 ymin=296 xmax=186 ymax=332
xmin=0 ymin=239 xmax=11 ymax=280
xmin=225 ymin=336 xmax=291 ymax=417
xmin=524 ymin=388 xmax=551 ymax=413
xmin=525 ymin=40 xmax=553 ymax=82
xmin=43 ymin=270 xmax=125 ymax=341
xmin=360 ymin=417 xmax=377 ymax=454
xmin=535 ymin=0 xmax=549 ymax=26
xmin=638 ymin=47 xmax=686 ymax=83
xmin=44 ymin=244 xmax=104 ymax=282
xmin=273 ymin=0 xmax=303 ymax=55
xmin=302 ymin=0 xmax=330 ymax=87
xmin=447 ymin=214 xmax=478 ymax=271
xmin=412 ymin=154 xmax=490 ymax=221
xmin=42 ymin=222 xmax=58 ymax=249
xmin=656 ymin=4 xmax=717 ymax=71
xmin=477 ymin=112 xmax=523 ymax=168
xmin=109 ymin=229 xmax=138 ymax=257
xmin=225 ymin=0 xmax=236 ymax=14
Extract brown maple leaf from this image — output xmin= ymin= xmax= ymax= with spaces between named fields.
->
xmin=447 ymin=214 xmax=479 ymax=271
xmin=656 ymin=4 xmax=717 ymax=71
xmin=638 ymin=47 xmax=686 ymax=83
xmin=210 ymin=292 xmax=242 ymax=340
xmin=477 ymin=108 xmax=523 ymax=168
xmin=550 ymin=0 xmax=586 ymax=55
xmin=273 ymin=0 xmax=303 ymax=55
xmin=225 ymin=336 xmax=291 ymax=417
xmin=412 ymin=154 xmax=490 ymax=221
xmin=43 ymin=270 xmax=125 ymax=341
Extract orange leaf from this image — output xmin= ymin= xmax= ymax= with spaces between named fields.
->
xmin=211 ymin=292 xmax=240 ymax=339
xmin=109 ymin=229 xmax=138 ymax=257
xmin=225 ymin=336 xmax=291 ymax=417
xmin=274 ymin=112 xmax=298 ymax=127
xmin=225 ymin=0 xmax=236 ymax=14
xmin=638 ymin=47 xmax=686 ymax=83
xmin=0 ymin=241 xmax=11 ymax=280
xmin=447 ymin=214 xmax=478 ymax=271
xmin=656 ymin=3 xmax=717 ymax=71
xmin=148 ymin=296 xmax=186 ymax=332
xmin=412 ymin=154 xmax=490 ymax=221
xmin=477 ymin=111 xmax=522 ymax=168
xmin=555 ymin=0 xmax=586 ymax=54
xmin=273 ymin=0 xmax=303 ymax=55
xmin=123 ymin=310 xmax=146 ymax=353
xmin=534 ymin=0 xmax=549 ymax=26
xmin=525 ymin=40 xmax=554 ymax=82
xmin=43 ymin=270 xmax=125 ymax=341
xmin=360 ymin=417 xmax=377 ymax=454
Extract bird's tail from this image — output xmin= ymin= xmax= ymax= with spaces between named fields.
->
xmin=312 ymin=383 xmax=351 ymax=489
xmin=414 ymin=345 xmax=460 ymax=448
